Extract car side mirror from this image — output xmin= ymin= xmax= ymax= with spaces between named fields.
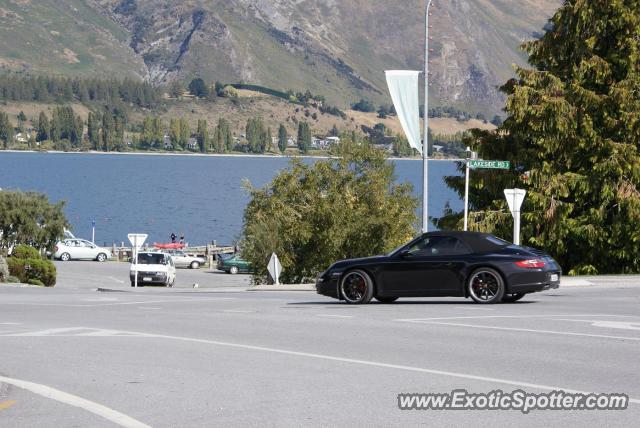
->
xmin=399 ymin=250 xmax=412 ymax=258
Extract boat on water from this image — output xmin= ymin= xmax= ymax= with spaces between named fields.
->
xmin=153 ymin=242 xmax=185 ymax=249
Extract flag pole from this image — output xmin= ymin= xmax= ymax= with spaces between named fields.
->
xmin=422 ymin=0 xmax=433 ymax=233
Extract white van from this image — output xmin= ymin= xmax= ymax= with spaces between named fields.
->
xmin=129 ymin=251 xmax=176 ymax=287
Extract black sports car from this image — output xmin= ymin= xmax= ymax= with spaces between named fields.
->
xmin=316 ymin=232 xmax=561 ymax=304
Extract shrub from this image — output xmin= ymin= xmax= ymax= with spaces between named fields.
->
xmin=8 ymin=257 xmax=56 ymax=287
xmin=12 ymin=245 xmax=41 ymax=260
xmin=5 ymin=275 xmax=19 ymax=283
xmin=28 ymin=279 xmax=45 ymax=286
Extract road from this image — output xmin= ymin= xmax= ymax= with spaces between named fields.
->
xmin=1 ymin=262 xmax=639 ymax=427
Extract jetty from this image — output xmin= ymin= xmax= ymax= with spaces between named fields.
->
xmin=111 ymin=242 xmax=235 ymax=268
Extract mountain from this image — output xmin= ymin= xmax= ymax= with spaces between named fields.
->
xmin=0 ymin=0 xmax=559 ymax=114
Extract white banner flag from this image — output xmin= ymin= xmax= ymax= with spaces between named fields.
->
xmin=385 ymin=70 xmax=422 ymax=154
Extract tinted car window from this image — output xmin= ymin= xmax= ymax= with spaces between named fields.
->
xmin=407 ymin=236 xmax=471 ymax=256
xmin=484 ymin=235 xmax=510 ymax=246
xmin=137 ymin=253 xmax=165 ymax=264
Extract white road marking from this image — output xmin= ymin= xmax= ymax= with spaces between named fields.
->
xmin=137 ymin=307 xmax=162 ymax=310
xmin=223 ymin=310 xmax=255 ymax=313
xmin=0 ymin=322 xmax=21 ymax=325
xmin=316 ymin=314 xmax=354 ymax=319
xmin=0 ymin=375 xmax=150 ymax=428
xmin=6 ymin=326 xmax=638 ymax=405
xmin=553 ymin=319 xmax=640 ymax=331
xmin=454 ymin=306 xmax=495 ymax=311
xmin=412 ymin=321 xmax=640 ymax=342
xmin=108 ymin=276 xmax=125 ymax=284
xmin=396 ymin=314 xmax=635 ymax=322
xmin=0 ymin=298 xmax=237 ymax=307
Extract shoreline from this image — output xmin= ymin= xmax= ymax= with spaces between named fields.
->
xmin=0 ymin=149 xmax=463 ymax=162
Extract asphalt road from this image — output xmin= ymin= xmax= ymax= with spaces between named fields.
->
xmin=1 ymin=262 xmax=639 ymax=427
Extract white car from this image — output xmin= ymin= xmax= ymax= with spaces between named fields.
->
xmin=165 ymin=250 xmax=206 ymax=269
xmin=54 ymin=239 xmax=112 ymax=262
xmin=130 ymin=251 xmax=176 ymax=287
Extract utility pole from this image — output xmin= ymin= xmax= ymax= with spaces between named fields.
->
xmin=422 ymin=0 xmax=433 ymax=233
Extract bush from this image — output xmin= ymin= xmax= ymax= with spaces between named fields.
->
xmin=28 ymin=279 xmax=45 ymax=286
xmin=8 ymin=257 xmax=56 ymax=287
xmin=12 ymin=245 xmax=41 ymax=260
xmin=5 ymin=275 xmax=20 ymax=283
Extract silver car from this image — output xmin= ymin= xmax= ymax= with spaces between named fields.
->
xmin=54 ymin=239 xmax=112 ymax=262
xmin=165 ymin=250 xmax=206 ymax=269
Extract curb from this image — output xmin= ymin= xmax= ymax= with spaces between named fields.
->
xmin=248 ymin=284 xmax=315 ymax=291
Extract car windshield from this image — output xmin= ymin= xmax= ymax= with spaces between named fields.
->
xmin=137 ymin=253 xmax=165 ymax=264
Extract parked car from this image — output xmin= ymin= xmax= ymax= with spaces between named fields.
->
xmin=54 ymin=239 xmax=112 ymax=262
xmin=217 ymin=254 xmax=252 ymax=274
xmin=130 ymin=251 xmax=176 ymax=287
xmin=316 ymin=231 xmax=562 ymax=305
xmin=165 ymin=250 xmax=205 ymax=269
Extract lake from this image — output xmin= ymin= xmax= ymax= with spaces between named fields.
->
xmin=0 ymin=152 xmax=463 ymax=246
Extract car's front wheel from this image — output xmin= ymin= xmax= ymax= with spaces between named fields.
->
xmin=96 ymin=253 xmax=107 ymax=262
xmin=229 ymin=266 xmax=239 ymax=274
xmin=190 ymin=261 xmax=200 ymax=269
xmin=60 ymin=253 xmax=71 ymax=262
xmin=340 ymin=270 xmax=374 ymax=304
xmin=468 ymin=268 xmax=505 ymax=304
xmin=502 ymin=293 xmax=526 ymax=303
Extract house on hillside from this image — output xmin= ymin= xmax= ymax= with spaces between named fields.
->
xmin=187 ymin=137 xmax=198 ymax=151
xmin=326 ymin=136 xmax=340 ymax=146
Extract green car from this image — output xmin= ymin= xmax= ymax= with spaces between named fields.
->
xmin=217 ymin=254 xmax=252 ymax=274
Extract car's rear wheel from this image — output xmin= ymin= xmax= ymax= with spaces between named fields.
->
xmin=468 ymin=268 xmax=505 ymax=304
xmin=340 ymin=270 xmax=374 ymax=304
xmin=502 ymin=293 xmax=526 ymax=303
xmin=190 ymin=261 xmax=200 ymax=269
xmin=229 ymin=266 xmax=239 ymax=274
xmin=60 ymin=253 xmax=71 ymax=261
xmin=375 ymin=296 xmax=398 ymax=303
xmin=96 ymin=253 xmax=107 ymax=262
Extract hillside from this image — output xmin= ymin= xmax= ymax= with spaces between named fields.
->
xmin=0 ymin=0 xmax=559 ymax=115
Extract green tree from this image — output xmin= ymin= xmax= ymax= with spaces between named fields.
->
xmin=179 ymin=118 xmax=190 ymax=149
xmin=297 ymin=121 xmax=311 ymax=154
xmin=0 ymin=111 xmax=13 ymax=148
xmin=152 ymin=117 xmax=164 ymax=149
xmin=0 ymin=190 xmax=70 ymax=251
xmin=196 ymin=119 xmax=208 ymax=153
xmin=169 ymin=118 xmax=180 ymax=148
xmin=36 ymin=111 xmax=50 ymax=142
xmin=278 ymin=124 xmax=287 ymax=153
xmin=140 ymin=116 xmax=155 ymax=149
xmin=87 ymin=112 xmax=101 ymax=150
xmin=188 ymin=78 xmax=209 ymax=98
xmin=241 ymin=137 xmax=418 ymax=283
xmin=213 ymin=118 xmax=232 ymax=153
xmin=441 ymin=1 xmax=640 ymax=275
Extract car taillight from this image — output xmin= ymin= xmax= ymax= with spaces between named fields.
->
xmin=515 ymin=259 xmax=546 ymax=268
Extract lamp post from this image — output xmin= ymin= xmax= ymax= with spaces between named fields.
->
xmin=422 ymin=0 xmax=434 ymax=233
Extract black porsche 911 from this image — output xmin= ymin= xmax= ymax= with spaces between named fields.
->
xmin=316 ymin=232 xmax=561 ymax=304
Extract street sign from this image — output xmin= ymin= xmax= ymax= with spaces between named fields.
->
xmin=469 ymin=160 xmax=510 ymax=170
xmin=267 ymin=253 xmax=282 ymax=286
xmin=128 ymin=233 xmax=148 ymax=289
xmin=504 ymin=189 xmax=526 ymax=217
xmin=127 ymin=233 xmax=147 ymax=249
xmin=504 ymin=189 xmax=527 ymax=246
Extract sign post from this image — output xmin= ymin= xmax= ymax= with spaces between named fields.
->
xmin=91 ymin=219 xmax=96 ymax=244
xmin=128 ymin=233 xmax=147 ymax=288
xmin=464 ymin=159 xmax=509 ymax=230
xmin=503 ymin=189 xmax=526 ymax=245
xmin=267 ymin=253 xmax=282 ymax=286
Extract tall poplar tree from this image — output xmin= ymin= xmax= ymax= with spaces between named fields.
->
xmin=441 ymin=1 xmax=640 ymax=275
